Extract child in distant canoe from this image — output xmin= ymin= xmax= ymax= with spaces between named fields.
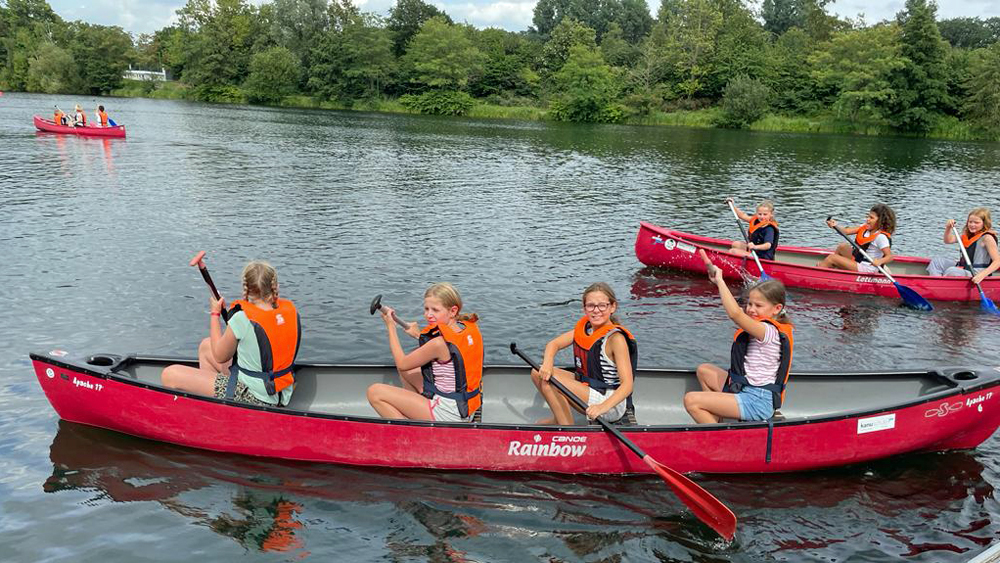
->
xmin=727 ymin=198 xmax=779 ymax=261
xmin=96 ymin=105 xmax=109 ymax=127
xmin=368 ymin=283 xmax=483 ymax=422
xmin=73 ymin=104 xmax=87 ymax=127
xmin=684 ymin=255 xmax=793 ymax=423
xmin=817 ymin=203 xmax=897 ymax=272
xmin=161 ymin=261 xmax=301 ymax=407
xmin=530 ymin=282 xmax=636 ymax=425
xmin=53 ymin=107 xmax=66 ymax=126
xmin=927 ymin=208 xmax=1000 ymax=281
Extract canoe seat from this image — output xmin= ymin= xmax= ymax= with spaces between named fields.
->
xmin=472 ymin=408 xmax=482 ymax=423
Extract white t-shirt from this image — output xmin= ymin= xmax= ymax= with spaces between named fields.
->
xmin=862 ymin=231 xmax=891 ymax=260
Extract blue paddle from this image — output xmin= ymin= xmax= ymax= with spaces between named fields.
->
xmin=108 ymin=117 xmax=118 ymax=127
xmin=951 ymin=223 xmax=1000 ymax=315
xmin=727 ymin=200 xmax=771 ymax=280
xmin=828 ymin=217 xmax=933 ymax=311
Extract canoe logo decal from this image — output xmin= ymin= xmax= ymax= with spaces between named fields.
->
xmin=855 ymin=276 xmax=892 ymax=285
xmin=651 ymin=236 xmax=664 ymax=245
xmin=965 ymin=392 xmax=992 ymax=413
xmin=925 ymin=401 xmax=963 ymax=418
xmin=857 ymin=413 xmax=895 ymax=434
xmin=663 ymin=239 xmax=676 ymax=251
xmin=72 ymin=377 xmax=104 ymax=392
xmin=45 ymin=368 xmax=55 ymax=379
xmin=507 ymin=434 xmax=587 ymax=457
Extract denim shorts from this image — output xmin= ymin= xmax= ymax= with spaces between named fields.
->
xmin=735 ymin=386 xmax=775 ymax=421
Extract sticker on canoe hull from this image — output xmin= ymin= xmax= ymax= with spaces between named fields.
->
xmin=857 ymin=413 xmax=895 ymax=434
xmin=676 ymin=242 xmax=696 ymax=254
xmin=507 ymin=434 xmax=588 ymax=457
xmin=664 ymin=238 xmax=676 ymax=250
xmin=855 ymin=276 xmax=892 ymax=284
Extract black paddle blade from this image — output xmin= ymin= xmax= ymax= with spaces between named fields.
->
xmin=894 ymin=283 xmax=933 ymax=311
xmin=369 ymin=294 xmax=382 ymax=315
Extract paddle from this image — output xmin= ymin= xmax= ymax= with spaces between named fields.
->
xmin=508 ymin=342 xmax=737 ymax=541
xmin=369 ymin=294 xmax=414 ymax=329
xmin=950 ymin=223 xmax=1000 ymax=315
xmin=108 ymin=118 xmax=118 ymax=127
xmin=727 ymin=200 xmax=771 ymax=280
xmin=827 ymin=217 xmax=933 ymax=311
xmin=189 ymin=251 xmax=229 ymax=322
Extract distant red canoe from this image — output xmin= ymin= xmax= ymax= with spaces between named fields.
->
xmin=33 ymin=115 xmax=126 ymax=138
xmin=30 ymin=350 xmax=1000 ymax=475
xmin=636 ymin=222 xmax=1000 ymax=302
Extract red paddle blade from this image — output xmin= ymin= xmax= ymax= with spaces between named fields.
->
xmin=189 ymin=251 xmax=207 ymax=268
xmin=643 ymin=455 xmax=736 ymax=541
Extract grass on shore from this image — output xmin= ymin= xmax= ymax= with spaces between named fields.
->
xmin=105 ymin=82 xmax=996 ymax=142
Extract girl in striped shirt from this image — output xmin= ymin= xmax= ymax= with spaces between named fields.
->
xmin=684 ymin=258 xmax=793 ymax=423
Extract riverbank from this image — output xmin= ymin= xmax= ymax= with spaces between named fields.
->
xmin=108 ymin=80 xmax=992 ymax=142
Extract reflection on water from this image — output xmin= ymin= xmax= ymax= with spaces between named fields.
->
xmin=43 ymin=421 xmax=1000 ymax=561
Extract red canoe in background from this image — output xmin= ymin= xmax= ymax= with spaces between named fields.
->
xmin=33 ymin=115 xmax=126 ymax=138
xmin=30 ymin=350 xmax=1000 ymax=475
xmin=636 ymin=222 xmax=1000 ymax=302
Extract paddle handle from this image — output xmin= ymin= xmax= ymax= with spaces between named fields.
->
xmin=951 ymin=224 xmax=983 ymax=279
xmin=828 ymin=219 xmax=898 ymax=283
xmin=508 ymin=343 xmax=646 ymax=459
xmin=728 ymin=201 xmax=768 ymax=275
xmin=189 ymin=251 xmax=228 ymax=322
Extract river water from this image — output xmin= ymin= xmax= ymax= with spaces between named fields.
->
xmin=2 ymin=92 xmax=1000 ymax=561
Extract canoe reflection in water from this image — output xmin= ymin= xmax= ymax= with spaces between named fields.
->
xmin=42 ymin=421 xmax=999 ymax=560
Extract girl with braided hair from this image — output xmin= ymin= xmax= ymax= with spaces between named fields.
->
xmin=161 ymin=261 xmax=301 ymax=407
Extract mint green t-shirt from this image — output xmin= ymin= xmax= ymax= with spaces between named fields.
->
xmin=229 ymin=310 xmax=294 ymax=406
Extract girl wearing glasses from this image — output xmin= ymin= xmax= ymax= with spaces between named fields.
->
xmin=684 ymin=253 xmax=794 ymax=423
xmin=530 ymin=282 xmax=637 ymax=425
xmin=368 ymin=283 xmax=484 ymax=422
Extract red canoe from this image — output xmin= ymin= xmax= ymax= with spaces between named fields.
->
xmin=636 ymin=222 xmax=1000 ymax=302
xmin=31 ymin=350 xmax=1000 ymax=475
xmin=33 ymin=115 xmax=126 ymax=138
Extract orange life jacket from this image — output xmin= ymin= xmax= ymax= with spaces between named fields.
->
xmin=54 ymin=110 xmax=64 ymax=125
xmin=98 ymin=110 xmax=108 ymax=127
xmin=959 ymin=230 xmax=999 ymax=269
xmin=572 ymin=316 xmax=638 ymax=408
xmin=853 ymin=226 xmax=892 ymax=263
xmin=726 ymin=318 xmax=794 ymax=410
xmin=748 ymin=217 xmax=780 ymax=259
xmin=419 ymin=320 xmax=484 ymax=418
xmin=228 ymin=298 xmax=301 ymax=399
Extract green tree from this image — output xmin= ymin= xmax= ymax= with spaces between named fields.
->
xmin=616 ymin=0 xmax=653 ymax=43
xmin=244 ymin=45 xmax=300 ymax=103
xmin=175 ymin=0 xmax=261 ymax=95
xmin=964 ymin=42 xmax=1000 ymax=138
xmin=469 ymin=27 xmax=539 ymax=98
xmin=889 ymin=0 xmax=950 ymax=131
xmin=549 ymin=43 xmax=622 ymax=121
xmin=763 ymin=27 xmax=817 ymax=112
xmin=540 ymin=17 xmax=597 ymax=77
xmin=271 ymin=0 xmax=328 ymax=71
xmin=67 ymin=22 xmax=132 ymax=94
xmin=403 ymin=17 xmax=482 ymax=90
xmin=662 ymin=0 xmax=722 ymax=99
xmin=810 ymin=24 xmax=905 ymax=122
xmin=386 ymin=0 xmax=451 ymax=56
xmin=717 ymin=74 xmax=770 ymax=128
xmin=600 ymin=22 xmax=639 ymax=67
xmin=938 ymin=17 xmax=999 ymax=50
xmin=26 ymin=41 xmax=78 ymax=93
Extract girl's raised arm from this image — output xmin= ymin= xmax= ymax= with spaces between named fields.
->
xmin=709 ymin=267 xmax=768 ymax=341
xmin=540 ymin=330 xmax=574 ymax=377
xmin=382 ymin=306 xmax=449 ymax=371
xmin=943 ymin=219 xmax=958 ymax=244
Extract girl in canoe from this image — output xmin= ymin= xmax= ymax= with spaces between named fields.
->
xmin=684 ymin=257 xmax=793 ymax=423
xmin=368 ymin=283 xmax=484 ymax=421
xmin=817 ymin=204 xmax=896 ymax=272
xmin=727 ymin=198 xmax=779 ymax=260
xmin=927 ymin=208 xmax=1000 ymax=282
xmin=160 ymin=261 xmax=301 ymax=407
xmin=530 ymin=282 xmax=636 ymax=425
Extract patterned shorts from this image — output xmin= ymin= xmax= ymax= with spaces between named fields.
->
xmin=213 ymin=372 xmax=272 ymax=407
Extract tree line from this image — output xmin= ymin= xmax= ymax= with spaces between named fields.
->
xmin=1 ymin=0 xmax=998 ymax=138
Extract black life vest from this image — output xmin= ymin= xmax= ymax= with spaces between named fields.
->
xmin=725 ymin=318 xmax=794 ymax=410
xmin=418 ymin=320 xmax=484 ymax=418
xmin=748 ymin=217 xmax=779 ymax=261
xmin=572 ymin=316 xmax=637 ymax=409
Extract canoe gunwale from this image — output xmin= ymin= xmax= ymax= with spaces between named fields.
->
xmin=31 ymin=351 xmax=998 ymax=434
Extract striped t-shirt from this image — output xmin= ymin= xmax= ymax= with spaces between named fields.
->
xmin=597 ymin=330 xmax=622 ymax=388
xmin=743 ymin=323 xmax=781 ymax=387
